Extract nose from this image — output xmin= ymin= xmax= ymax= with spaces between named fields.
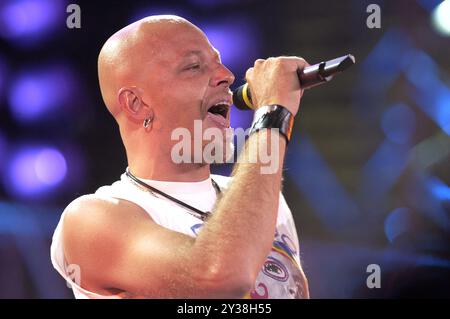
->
xmin=210 ymin=63 xmax=235 ymax=88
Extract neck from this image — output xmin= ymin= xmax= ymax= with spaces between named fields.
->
xmin=121 ymin=124 xmax=211 ymax=182
xmin=128 ymin=155 xmax=211 ymax=182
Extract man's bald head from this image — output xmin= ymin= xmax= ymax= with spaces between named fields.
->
xmin=97 ymin=15 xmax=203 ymax=119
xmin=96 ymin=14 xmax=235 ymax=177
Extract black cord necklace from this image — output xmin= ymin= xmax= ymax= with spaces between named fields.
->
xmin=125 ymin=167 xmax=221 ymax=222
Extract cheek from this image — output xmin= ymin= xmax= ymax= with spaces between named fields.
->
xmin=159 ymin=112 xmax=199 ymax=142
xmin=171 ymin=99 xmax=204 ymax=129
xmin=174 ymin=76 xmax=209 ymax=108
xmin=151 ymin=96 xmax=202 ymax=130
xmin=147 ymin=77 xmax=208 ymax=125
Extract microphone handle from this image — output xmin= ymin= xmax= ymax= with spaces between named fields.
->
xmin=233 ymin=54 xmax=355 ymax=110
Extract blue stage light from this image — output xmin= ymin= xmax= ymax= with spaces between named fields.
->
xmin=0 ymin=55 xmax=8 ymax=101
xmin=8 ymin=65 xmax=75 ymax=123
xmin=229 ymin=107 xmax=253 ymax=130
xmin=427 ymin=177 xmax=450 ymax=202
xmin=384 ymin=207 xmax=415 ymax=243
xmin=411 ymin=84 xmax=450 ymax=135
xmin=402 ymin=50 xmax=450 ymax=135
xmin=0 ymin=0 xmax=65 ymax=44
xmin=4 ymin=146 xmax=67 ymax=199
xmin=34 ymin=148 xmax=67 ymax=186
xmin=381 ymin=103 xmax=416 ymax=144
xmin=416 ymin=0 xmax=442 ymax=12
xmin=435 ymin=89 xmax=450 ymax=134
xmin=286 ymin=137 xmax=360 ymax=232
xmin=403 ymin=50 xmax=439 ymax=91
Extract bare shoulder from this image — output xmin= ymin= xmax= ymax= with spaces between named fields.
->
xmin=62 ymin=194 xmax=150 ymax=237
xmin=61 ymin=194 xmax=152 ymax=289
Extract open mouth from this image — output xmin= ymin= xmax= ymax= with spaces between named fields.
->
xmin=207 ymin=102 xmax=229 ymax=119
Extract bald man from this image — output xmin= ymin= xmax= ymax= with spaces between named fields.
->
xmin=51 ymin=15 xmax=310 ymax=299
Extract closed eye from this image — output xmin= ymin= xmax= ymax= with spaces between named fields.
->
xmin=185 ymin=64 xmax=201 ymax=71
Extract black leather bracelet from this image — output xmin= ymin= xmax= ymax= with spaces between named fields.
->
xmin=249 ymin=105 xmax=294 ymax=143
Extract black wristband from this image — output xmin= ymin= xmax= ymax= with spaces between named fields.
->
xmin=249 ymin=105 xmax=294 ymax=143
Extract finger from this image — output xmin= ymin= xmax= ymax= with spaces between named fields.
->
xmin=277 ymin=56 xmax=310 ymax=69
xmin=254 ymin=59 xmax=265 ymax=65
xmin=245 ymin=67 xmax=254 ymax=81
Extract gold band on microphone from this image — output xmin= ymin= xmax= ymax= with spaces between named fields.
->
xmin=242 ymin=83 xmax=255 ymax=110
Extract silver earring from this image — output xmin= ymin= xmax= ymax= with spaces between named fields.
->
xmin=143 ymin=118 xmax=152 ymax=128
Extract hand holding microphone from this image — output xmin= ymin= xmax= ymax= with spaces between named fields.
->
xmin=233 ymin=54 xmax=356 ymax=111
xmin=243 ymin=56 xmax=310 ymax=117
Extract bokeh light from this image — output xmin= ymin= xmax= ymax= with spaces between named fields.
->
xmin=381 ymin=104 xmax=416 ymax=144
xmin=403 ymin=50 xmax=438 ymax=90
xmin=0 ymin=56 xmax=8 ymax=101
xmin=8 ymin=65 xmax=76 ymax=123
xmin=0 ymin=132 xmax=8 ymax=175
xmin=4 ymin=146 xmax=67 ymax=199
xmin=427 ymin=177 xmax=450 ymax=202
xmin=34 ymin=149 xmax=67 ymax=186
xmin=432 ymin=0 xmax=450 ymax=36
xmin=0 ymin=0 xmax=66 ymax=44
xmin=201 ymin=17 xmax=260 ymax=72
xmin=384 ymin=207 xmax=416 ymax=243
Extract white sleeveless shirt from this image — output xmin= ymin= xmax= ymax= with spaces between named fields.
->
xmin=50 ymin=171 xmax=308 ymax=299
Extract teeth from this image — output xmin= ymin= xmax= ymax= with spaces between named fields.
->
xmin=212 ymin=100 xmax=231 ymax=107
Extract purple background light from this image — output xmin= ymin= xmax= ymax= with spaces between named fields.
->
xmin=201 ymin=17 xmax=260 ymax=72
xmin=230 ymin=107 xmax=253 ymax=130
xmin=4 ymin=146 xmax=67 ymax=199
xmin=0 ymin=0 xmax=66 ymax=43
xmin=0 ymin=56 xmax=8 ymax=102
xmin=56 ymin=144 xmax=86 ymax=193
xmin=34 ymin=148 xmax=67 ymax=185
xmin=0 ymin=132 xmax=7 ymax=175
xmin=8 ymin=65 xmax=76 ymax=123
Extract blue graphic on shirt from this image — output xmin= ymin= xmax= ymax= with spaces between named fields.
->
xmin=249 ymin=229 xmax=306 ymax=299
xmin=190 ymin=223 xmax=203 ymax=236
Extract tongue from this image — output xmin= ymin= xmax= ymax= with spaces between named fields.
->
xmin=207 ymin=112 xmax=228 ymax=128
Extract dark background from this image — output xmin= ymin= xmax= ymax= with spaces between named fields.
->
xmin=0 ymin=0 xmax=449 ymax=298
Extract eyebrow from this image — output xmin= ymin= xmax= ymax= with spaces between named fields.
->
xmin=182 ymin=50 xmax=202 ymax=58
xmin=180 ymin=49 xmax=221 ymax=63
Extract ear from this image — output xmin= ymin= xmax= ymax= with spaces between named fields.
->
xmin=118 ymin=87 xmax=150 ymax=121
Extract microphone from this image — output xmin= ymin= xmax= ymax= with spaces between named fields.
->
xmin=232 ymin=54 xmax=356 ymax=110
